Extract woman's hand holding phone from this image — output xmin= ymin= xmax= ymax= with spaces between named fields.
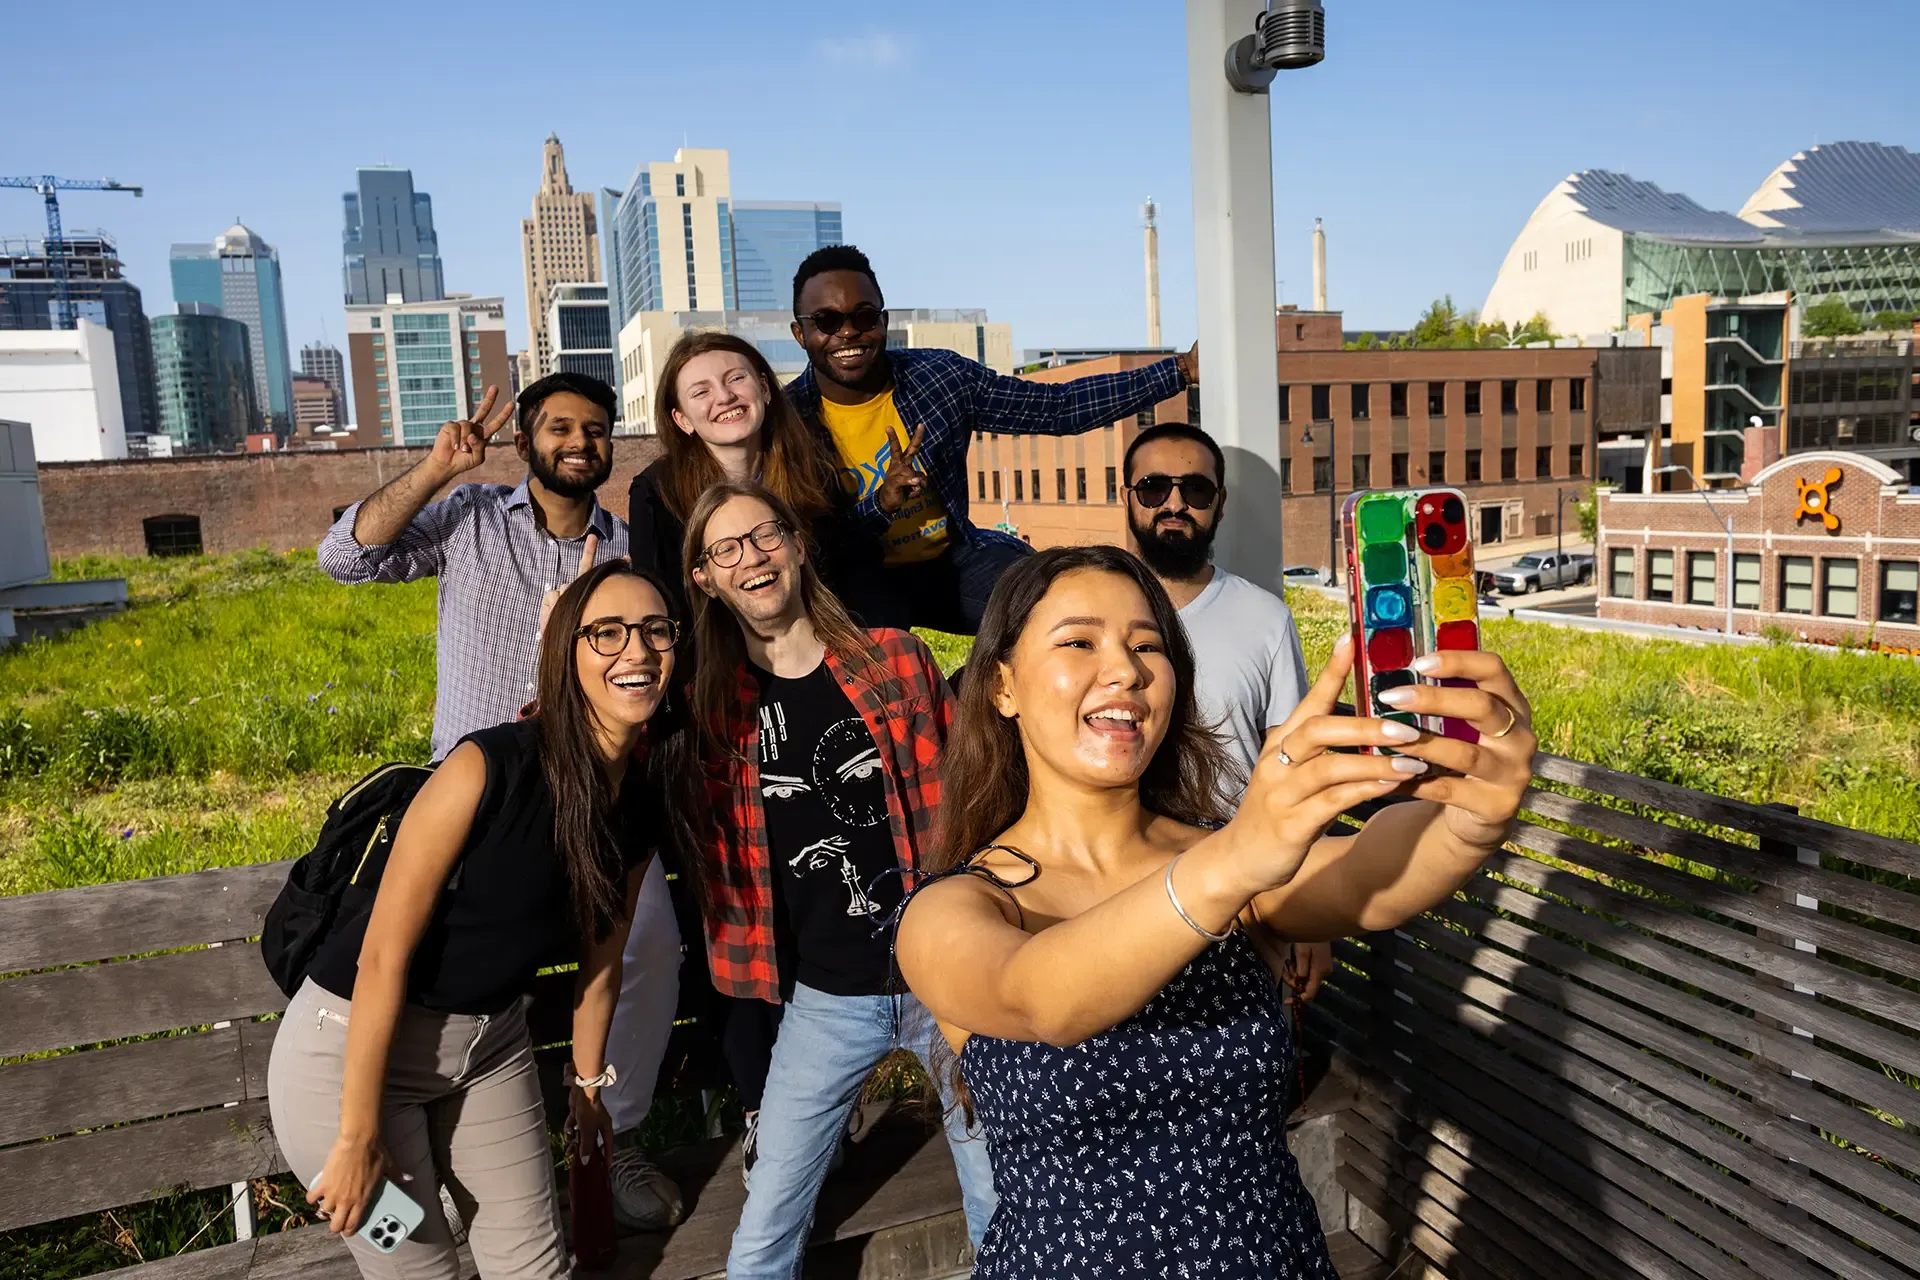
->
xmin=310 ymin=1132 xmax=391 ymax=1235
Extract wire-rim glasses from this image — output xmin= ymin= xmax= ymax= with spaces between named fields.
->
xmin=700 ymin=519 xmax=789 ymax=568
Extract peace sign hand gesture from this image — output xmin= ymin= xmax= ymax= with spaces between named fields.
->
xmin=428 ymin=386 xmax=516 ymax=481
xmin=875 ymin=423 xmax=929 ymax=515
xmin=538 ymin=533 xmax=599 ymax=645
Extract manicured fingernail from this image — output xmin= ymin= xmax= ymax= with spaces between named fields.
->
xmin=1391 ymin=757 xmax=1429 ymax=774
xmin=1379 ymin=720 xmax=1419 ymax=742
xmin=1377 ymin=687 xmax=1414 ymax=706
xmin=1410 ymin=655 xmax=1441 ymax=673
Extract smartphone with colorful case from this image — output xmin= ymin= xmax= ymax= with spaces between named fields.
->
xmin=1341 ymin=487 xmax=1482 ymax=749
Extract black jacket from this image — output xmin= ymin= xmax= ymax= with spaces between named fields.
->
xmin=626 ymin=459 xmax=691 ymax=623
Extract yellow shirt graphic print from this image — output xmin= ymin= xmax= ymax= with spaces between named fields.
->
xmin=817 ymin=389 xmax=952 ymax=566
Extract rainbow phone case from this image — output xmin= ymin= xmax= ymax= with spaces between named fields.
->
xmin=1341 ymin=487 xmax=1482 ymax=748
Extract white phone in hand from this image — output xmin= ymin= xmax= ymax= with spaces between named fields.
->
xmin=313 ymin=1174 xmax=426 ymax=1253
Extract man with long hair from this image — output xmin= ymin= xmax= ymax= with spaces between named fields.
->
xmin=316 ymin=372 xmax=686 ymax=1231
xmin=676 ymin=478 xmax=996 ymax=1279
xmin=786 ymin=244 xmax=1199 ymax=634
xmin=1122 ymin=420 xmax=1334 ymax=1003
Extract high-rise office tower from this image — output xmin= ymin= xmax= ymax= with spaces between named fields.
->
xmin=344 ymin=295 xmax=510 ymax=446
xmin=171 ymin=222 xmax=294 ymax=434
xmin=547 ymin=282 xmax=616 ymax=411
xmin=0 ymin=232 xmax=160 ymax=437
xmin=521 ymin=135 xmax=600 ymax=378
xmin=343 ymin=167 xmax=445 ymax=306
xmin=151 ymin=304 xmax=259 ymax=452
xmin=300 ymin=341 xmax=349 ymax=426
xmin=599 ymin=149 xmax=842 ymax=331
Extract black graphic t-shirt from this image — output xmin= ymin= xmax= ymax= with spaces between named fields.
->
xmin=752 ymin=659 xmax=902 ymax=997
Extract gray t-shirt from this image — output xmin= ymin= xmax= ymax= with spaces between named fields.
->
xmin=1177 ymin=567 xmax=1310 ymax=802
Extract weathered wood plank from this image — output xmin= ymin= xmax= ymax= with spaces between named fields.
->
xmin=1522 ymin=787 xmax=1920 ymax=933
xmin=0 ymin=942 xmax=287 ymax=1059
xmin=0 ymin=1101 xmax=284 ymax=1232
xmin=1389 ymin=928 xmax=1920 ymax=1229
xmin=1335 ymin=1046 xmax=1821 ymax=1280
xmin=94 ymin=1225 xmax=361 ymax=1280
xmin=1473 ymin=856 xmax=1920 ymax=1073
xmin=1336 ymin=1142 xmax=1526 ymax=1280
xmin=0 ymin=862 xmax=287 ymax=974
xmin=0 ymin=1022 xmax=268 ymax=1146
xmin=1532 ymin=752 xmax=1920 ymax=879
xmin=1509 ymin=818 xmax=1920 ymax=988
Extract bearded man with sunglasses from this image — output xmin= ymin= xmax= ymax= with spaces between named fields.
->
xmin=1122 ymin=423 xmax=1334 ymax=1005
xmin=787 ymin=244 xmax=1197 ymax=634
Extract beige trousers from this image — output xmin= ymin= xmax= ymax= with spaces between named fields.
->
xmin=267 ymin=979 xmax=568 ymax=1280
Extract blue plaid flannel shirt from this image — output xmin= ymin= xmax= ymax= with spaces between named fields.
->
xmin=786 ymin=347 xmax=1186 ymax=541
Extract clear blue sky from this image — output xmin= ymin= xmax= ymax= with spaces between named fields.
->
xmin=5 ymin=0 xmax=1913 ymax=361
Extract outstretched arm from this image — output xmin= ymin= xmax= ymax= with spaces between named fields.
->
xmin=970 ymin=343 xmax=1195 ymax=438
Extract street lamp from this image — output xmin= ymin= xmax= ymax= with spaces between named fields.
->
xmin=1300 ymin=420 xmax=1337 ymax=581
xmin=1652 ymin=464 xmax=1735 ymax=637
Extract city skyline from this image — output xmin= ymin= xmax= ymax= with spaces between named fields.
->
xmin=4 ymin=0 xmax=1915 ymax=402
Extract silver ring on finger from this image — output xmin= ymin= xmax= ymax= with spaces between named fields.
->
xmin=1276 ymin=746 xmax=1295 ymax=766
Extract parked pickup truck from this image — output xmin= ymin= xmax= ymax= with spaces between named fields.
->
xmin=1490 ymin=551 xmax=1593 ymax=595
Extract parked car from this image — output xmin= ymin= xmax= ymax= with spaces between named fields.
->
xmin=1281 ymin=564 xmax=1333 ymax=587
xmin=1490 ymin=551 xmax=1593 ymax=595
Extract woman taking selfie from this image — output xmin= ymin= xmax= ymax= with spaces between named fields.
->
xmin=896 ymin=545 xmax=1537 ymax=1279
xmin=268 ymin=560 xmax=688 ymax=1279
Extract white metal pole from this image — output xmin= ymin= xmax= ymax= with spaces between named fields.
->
xmin=1187 ymin=0 xmax=1284 ymax=591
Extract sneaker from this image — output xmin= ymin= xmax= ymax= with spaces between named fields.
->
xmin=740 ymin=1111 xmax=760 ymax=1189
xmin=609 ymin=1143 xmax=684 ymax=1231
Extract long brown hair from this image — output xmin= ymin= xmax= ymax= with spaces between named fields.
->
xmin=929 ymin=545 xmax=1233 ymax=875
xmin=534 ymin=558 xmax=694 ymax=941
xmin=654 ymin=331 xmax=837 ymax=527
xmin=680 ymin=478 xmax=894 ymax=754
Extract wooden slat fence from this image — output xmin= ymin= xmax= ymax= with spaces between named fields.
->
xmin=1311 ymin=751 xmax=1920 ymax=1280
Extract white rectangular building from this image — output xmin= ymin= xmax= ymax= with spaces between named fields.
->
xmin=0 ymin=320 xmax=127 ymax=461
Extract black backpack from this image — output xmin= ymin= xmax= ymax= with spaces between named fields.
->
xmin=261 ymin=761 xmax=436 ymax=997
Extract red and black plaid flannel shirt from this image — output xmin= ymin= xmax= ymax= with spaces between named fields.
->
xmin=699 ymin=627 xmax=953 ymax=1003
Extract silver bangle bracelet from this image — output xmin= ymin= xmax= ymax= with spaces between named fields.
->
xmin=1165 ymin=852 xmax=1236 ymax=943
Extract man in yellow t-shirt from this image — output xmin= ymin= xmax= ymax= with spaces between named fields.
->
xmin=786 ymin=245 xmax=1198 ymax=634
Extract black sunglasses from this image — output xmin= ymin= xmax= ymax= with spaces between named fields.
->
xmin=1128 ymin=473 xmax=1220 ymax=511
xmin=801 ymin=306 xmax=885 ymax=337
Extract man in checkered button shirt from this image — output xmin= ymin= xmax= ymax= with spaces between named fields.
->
xmin=316 ymin=372 xmax=688 ymax=1233
xmin=785 ymin=244 xmax=1199 ymax=635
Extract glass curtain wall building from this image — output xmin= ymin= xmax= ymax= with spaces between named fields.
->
xmin=731 ymin=204 xmax=845 ymax=310
xmin=549 ymin=282 xmax=617 ymax=396
xmin=0 ymin=233 xmax=160 ymax=436
xmin=343 ymin=167 xmax=446 ymax=306
xmin=170 ymin=223 xmax=294 ymax=434
xmin=151 ymin=305 xmax=258 ymax=451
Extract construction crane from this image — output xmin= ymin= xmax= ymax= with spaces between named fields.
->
xmin=0 ymin=175 xmax=143 ymax=329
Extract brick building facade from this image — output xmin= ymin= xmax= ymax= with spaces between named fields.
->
xmin=1597 ymin=450 xmax=1920 ymax=650
xmin=40 ymin=438 xmax=661 ymax=560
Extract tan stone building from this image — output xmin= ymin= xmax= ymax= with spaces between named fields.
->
xmin=970 ymin=316 xmax=1659 ymax=572
xmin=1596 ymin=450 xmax=1920 ymax=649
xmin=520 ymin=134 xmax=600 ymax=379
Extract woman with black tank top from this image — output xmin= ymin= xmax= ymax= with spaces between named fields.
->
xmin=268 ymin=560 xmax=690 ymax=1280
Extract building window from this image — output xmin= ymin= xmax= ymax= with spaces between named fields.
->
xmin=143 ymin=514 xmax=203 ymax=558
xmin=1137 ymin=408 xmax=1156 ymax=428
xmin=1569 ymin=443 xmax=1584 ymax=474
xmin=978 ymin=471 xmax=986 ymax=500
xmin=1031 ymin=470 xmax=1041 ymax=503
xmin=1780 ymin=556 xmax=1813 ymax=614
xmin=1428 ymin=450 xmax=1446 ymax=482
xmin=1350 ymin=384 xmax=1369 ymax=420
xmin=1312 ymin=457 xmax=1332 ymax=493
xmin=1687 ymin=552 xmax=1716 ymax=605
xmin=1464 ymin=383 xmax=1482 ymax=415
xmin=1608 ymin=548 xmax=1635 ymax=598
xmin=1427 ymin=382 xmax=1446 ymax=416
xmin=1281 ymin=456 xmax=1293 ymax=491
xmin=1536 ymin=380 xmax=1553 ymax=412
xmin=992 ymin=471 xmax=1001 ymax=500
xmin=1465 ymin=449 xmax=1482 ymax=482
xmin=1501 ymin=380 xmax=1517 ymax=413
xmin=1014 ymin=471 xmax=1024 ymax=501
xmin=1391 ymin=452 xmax=1409 ymax=486
xmin=1536 ymin=445 xmax=1553 ymax=477
xmin=1881 ymin=561 xmax=1919 ymax=623
xmin=1823 ymin=559 xmax=1859 ymax=618
xmin=1500 ymin=447 xmax=1516 ymax=480
xmin=1311 ymin=385 xmax=1331 ymax=420
xmin=1077 ymin=467 xmax=1087 ymax=501
xmin=369 ymin=317 xmax=380 ymax=329
xmin=1648 ymin=549 xmax=1674 ymax=602
xmin=1390 ymin=382 xmax=1408 ymax=418
xmin=1570 ymin=378 xmax=1587 ymax=411
xmin=1056 ymin=468 xmax=1067 ymax=502
xmin=1187 ymin=386 xmax=1201 ymax=425
xmin=1352 ymin=453 xmax=1370 ymax=488
xmin=1106 ymin=467 xmax=1118 ymax=503
xmin=1733 ymin=553 xmax=1761 ymax=609
xmin=1277 ymin=385 xmax=1290 ymax=423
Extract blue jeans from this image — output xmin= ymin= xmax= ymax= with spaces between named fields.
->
xmin=725 ymin=983 xmax=998 ymax=1279
xmin=834 ymin=525 xmax=1033 ymax=636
